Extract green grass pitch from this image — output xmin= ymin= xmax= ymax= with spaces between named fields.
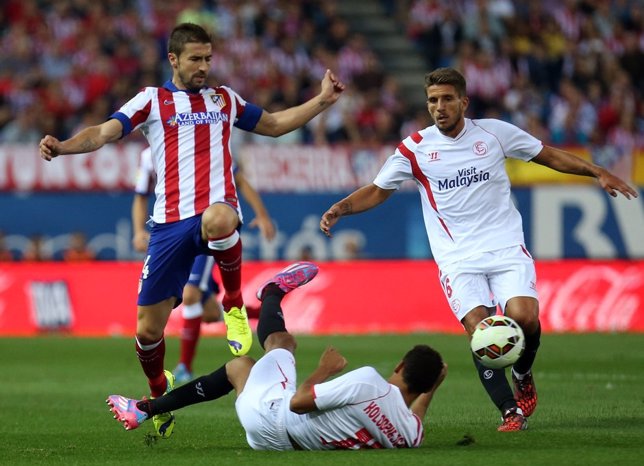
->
xmin=1 ymin=333 xmax=643 ymax=465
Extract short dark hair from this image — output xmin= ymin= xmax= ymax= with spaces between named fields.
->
xmin=402 ymin=344 xmax=443 ymax=394
xmin=424 ymin=68 xmax=467 ymax=96
xmin=168 ymin=23 xmax=212 ymax=56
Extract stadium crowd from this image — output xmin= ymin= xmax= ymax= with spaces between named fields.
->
xmin=0 ymin=0 xmax=407 ymax=147
xmin=399 ymin=0 xmax=642 ymax=166
xmin=0 ymin=0 xmax=642 ymax=154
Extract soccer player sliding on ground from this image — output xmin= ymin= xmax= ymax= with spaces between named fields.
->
xmin=108 ymin=262 xmax=447 ymax=450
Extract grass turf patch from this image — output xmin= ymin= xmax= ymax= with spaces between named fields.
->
xmin=1 ymin=334 xmax=643 ymax=465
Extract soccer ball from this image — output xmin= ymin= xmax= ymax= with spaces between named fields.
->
xmin=470 ymin=315 xmax=525 ymax=369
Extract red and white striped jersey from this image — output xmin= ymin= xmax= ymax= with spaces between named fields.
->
xmin=112 ymin=81 xmax=262 ymax=224
xmin=374 ymin=118 xmax=543 ymax=268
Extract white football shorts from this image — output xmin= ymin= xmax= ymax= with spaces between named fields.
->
xmin=235 ymin=348 xmax=297 ymax=451
xmin=438 ymin=244 xmax=538 ymax=321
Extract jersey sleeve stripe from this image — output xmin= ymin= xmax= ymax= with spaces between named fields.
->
xmin=411 ymin=414 xmax=424 ymax=447
xmin=109 ymin=112 xmax=133 ymax=138
xmin=397 ymin=140 xmax=454 ymax=240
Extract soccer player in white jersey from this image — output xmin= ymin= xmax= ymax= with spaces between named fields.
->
xmin=107 ymin=262 xmax=448 ymax=450
xmin=320 ymin=67 xmax=638 ymax=432
xmin=132 ymin=146 xmax=275 ymax=384
xmin=39 ymin=23 xmax=344 ymax=438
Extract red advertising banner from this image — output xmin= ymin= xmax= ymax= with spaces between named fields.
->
xmin=0 ymin=260 xmax=643 ymax=336
xmin=7 ymin=143 xmax=640 ymax=192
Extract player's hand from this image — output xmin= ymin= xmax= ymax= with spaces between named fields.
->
xmin=39 ymin=135 xmax=62 ymax=161
xmin=433 ymin=363 xmax=448 ymax=390
xmin=320 ymin=205 xmax=341 ymax=238
xmin=132 ymin=231 xmax=150 ymax=253
xmin=319 ymin=69 xmax=345 ymax=105
xmin=319 ymin=346 xmax=347 ymax=375
xmin=249 ymin=216 xmax=276 ymax=241
xmin=596 ymin=168 xmax=639 ymax=199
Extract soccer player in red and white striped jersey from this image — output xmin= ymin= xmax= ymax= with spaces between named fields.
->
xmin=40 ymin=22 xmax=344 ymax=437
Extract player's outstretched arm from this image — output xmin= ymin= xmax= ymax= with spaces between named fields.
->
xmin=252 ymin=69 xmax=345 ymax=137
xmin=410 ymin=363 xmax=448 ymax=419
xmin=320 ymin=184 xmax=395 ymax=237
xmin=131 ymin=193 xmax=151 ymax=253
xmin=531 ymin=145 xmax=638 ymax=199
xmin=39 ymin=119 xmax=124 ymax=161
xmin=290 ymin=346 xmax=347 ymax=414
xmin=235 ymin=172 xmax=276 ymax=240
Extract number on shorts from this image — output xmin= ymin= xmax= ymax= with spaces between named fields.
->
xmin=141 ymin=255 xmax=151 ymax=279
xmin=441 ymin=276 xmax=453 ymax=298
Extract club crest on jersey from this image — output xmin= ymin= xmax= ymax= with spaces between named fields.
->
xmin=473 ymin=141 xmax=488 ymax=156
xmin=209 ymin=93 xmax=226 ymax=110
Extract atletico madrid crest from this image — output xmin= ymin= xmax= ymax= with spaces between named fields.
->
xmin=210 ymin=93 xmax=226 ymax=110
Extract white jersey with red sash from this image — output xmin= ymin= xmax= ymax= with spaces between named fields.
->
xmin=373 ymin=118 xmax=542 ymax=268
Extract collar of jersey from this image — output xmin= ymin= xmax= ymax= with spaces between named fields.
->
xmin=435 ymin=118 xmax=470 ymax=142
xmin=163 ymin=80 xmax=206 ymax=95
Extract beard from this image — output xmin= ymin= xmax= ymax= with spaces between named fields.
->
xmin=435 ymin=108 xmax=464 ymax=135
xmin=178 ymin=70 xmax=206 ymax=92
xmin=437 ymin=118 xmax=459 ymax=134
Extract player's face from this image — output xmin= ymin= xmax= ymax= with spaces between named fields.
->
xmin=425 ymin=84 xmax=468 ymax=137
xmin=169 ymin=42 xmax=212 ymax=91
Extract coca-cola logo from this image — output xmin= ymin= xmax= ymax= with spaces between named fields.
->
xmin=539 ymin=266 xmax=642 ymax=331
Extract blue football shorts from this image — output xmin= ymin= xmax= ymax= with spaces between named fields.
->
xmin=137 ymin=215 xmax=212 ymax=308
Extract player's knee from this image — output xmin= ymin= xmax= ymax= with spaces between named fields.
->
xmin=202 ymin=305 xmax=222 ymax=323
xmin=506 ymin=308 xmax=539 ymax=334
xmin=263 ymin=332 xmax=296 ymax=353
xmin=226 ymin=356 xmax=255 ymax=393
xmin=136 ymin=327 xmax=164 ymax=343
xmin=135 ymin=313 xmax=166 ymax=342
xmin=201 ymin=204 xmax=239 ymax=238
xmin=182 ymin=285 xmax=201 ymax=305
xmin=462 ymin=306 xmax=491 ymax=336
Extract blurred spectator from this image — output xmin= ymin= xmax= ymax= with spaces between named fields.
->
xmin=462 ymin=0 xmax=509 ymax=53
xmin=0 ymin=230 xmax=15 ymax=261
xmin=0 ymin=107 xmax=40 ymax=142
xmin=619 ymin=28 xmax=644 ymax=95
xmin=177 ymin=0 xmax=218 ymax=32
xmin=62 ymin=231 xmax=95 ymax=262
xmin=297 ymin=245 xmax=314 ymax=261
xmin=22 ymin=234 xmax=51 ymax=261
xmin=548 ymin=78 xmax=598 ymax=145
xmin=462 ymin=47 xmax=512 ymax=118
